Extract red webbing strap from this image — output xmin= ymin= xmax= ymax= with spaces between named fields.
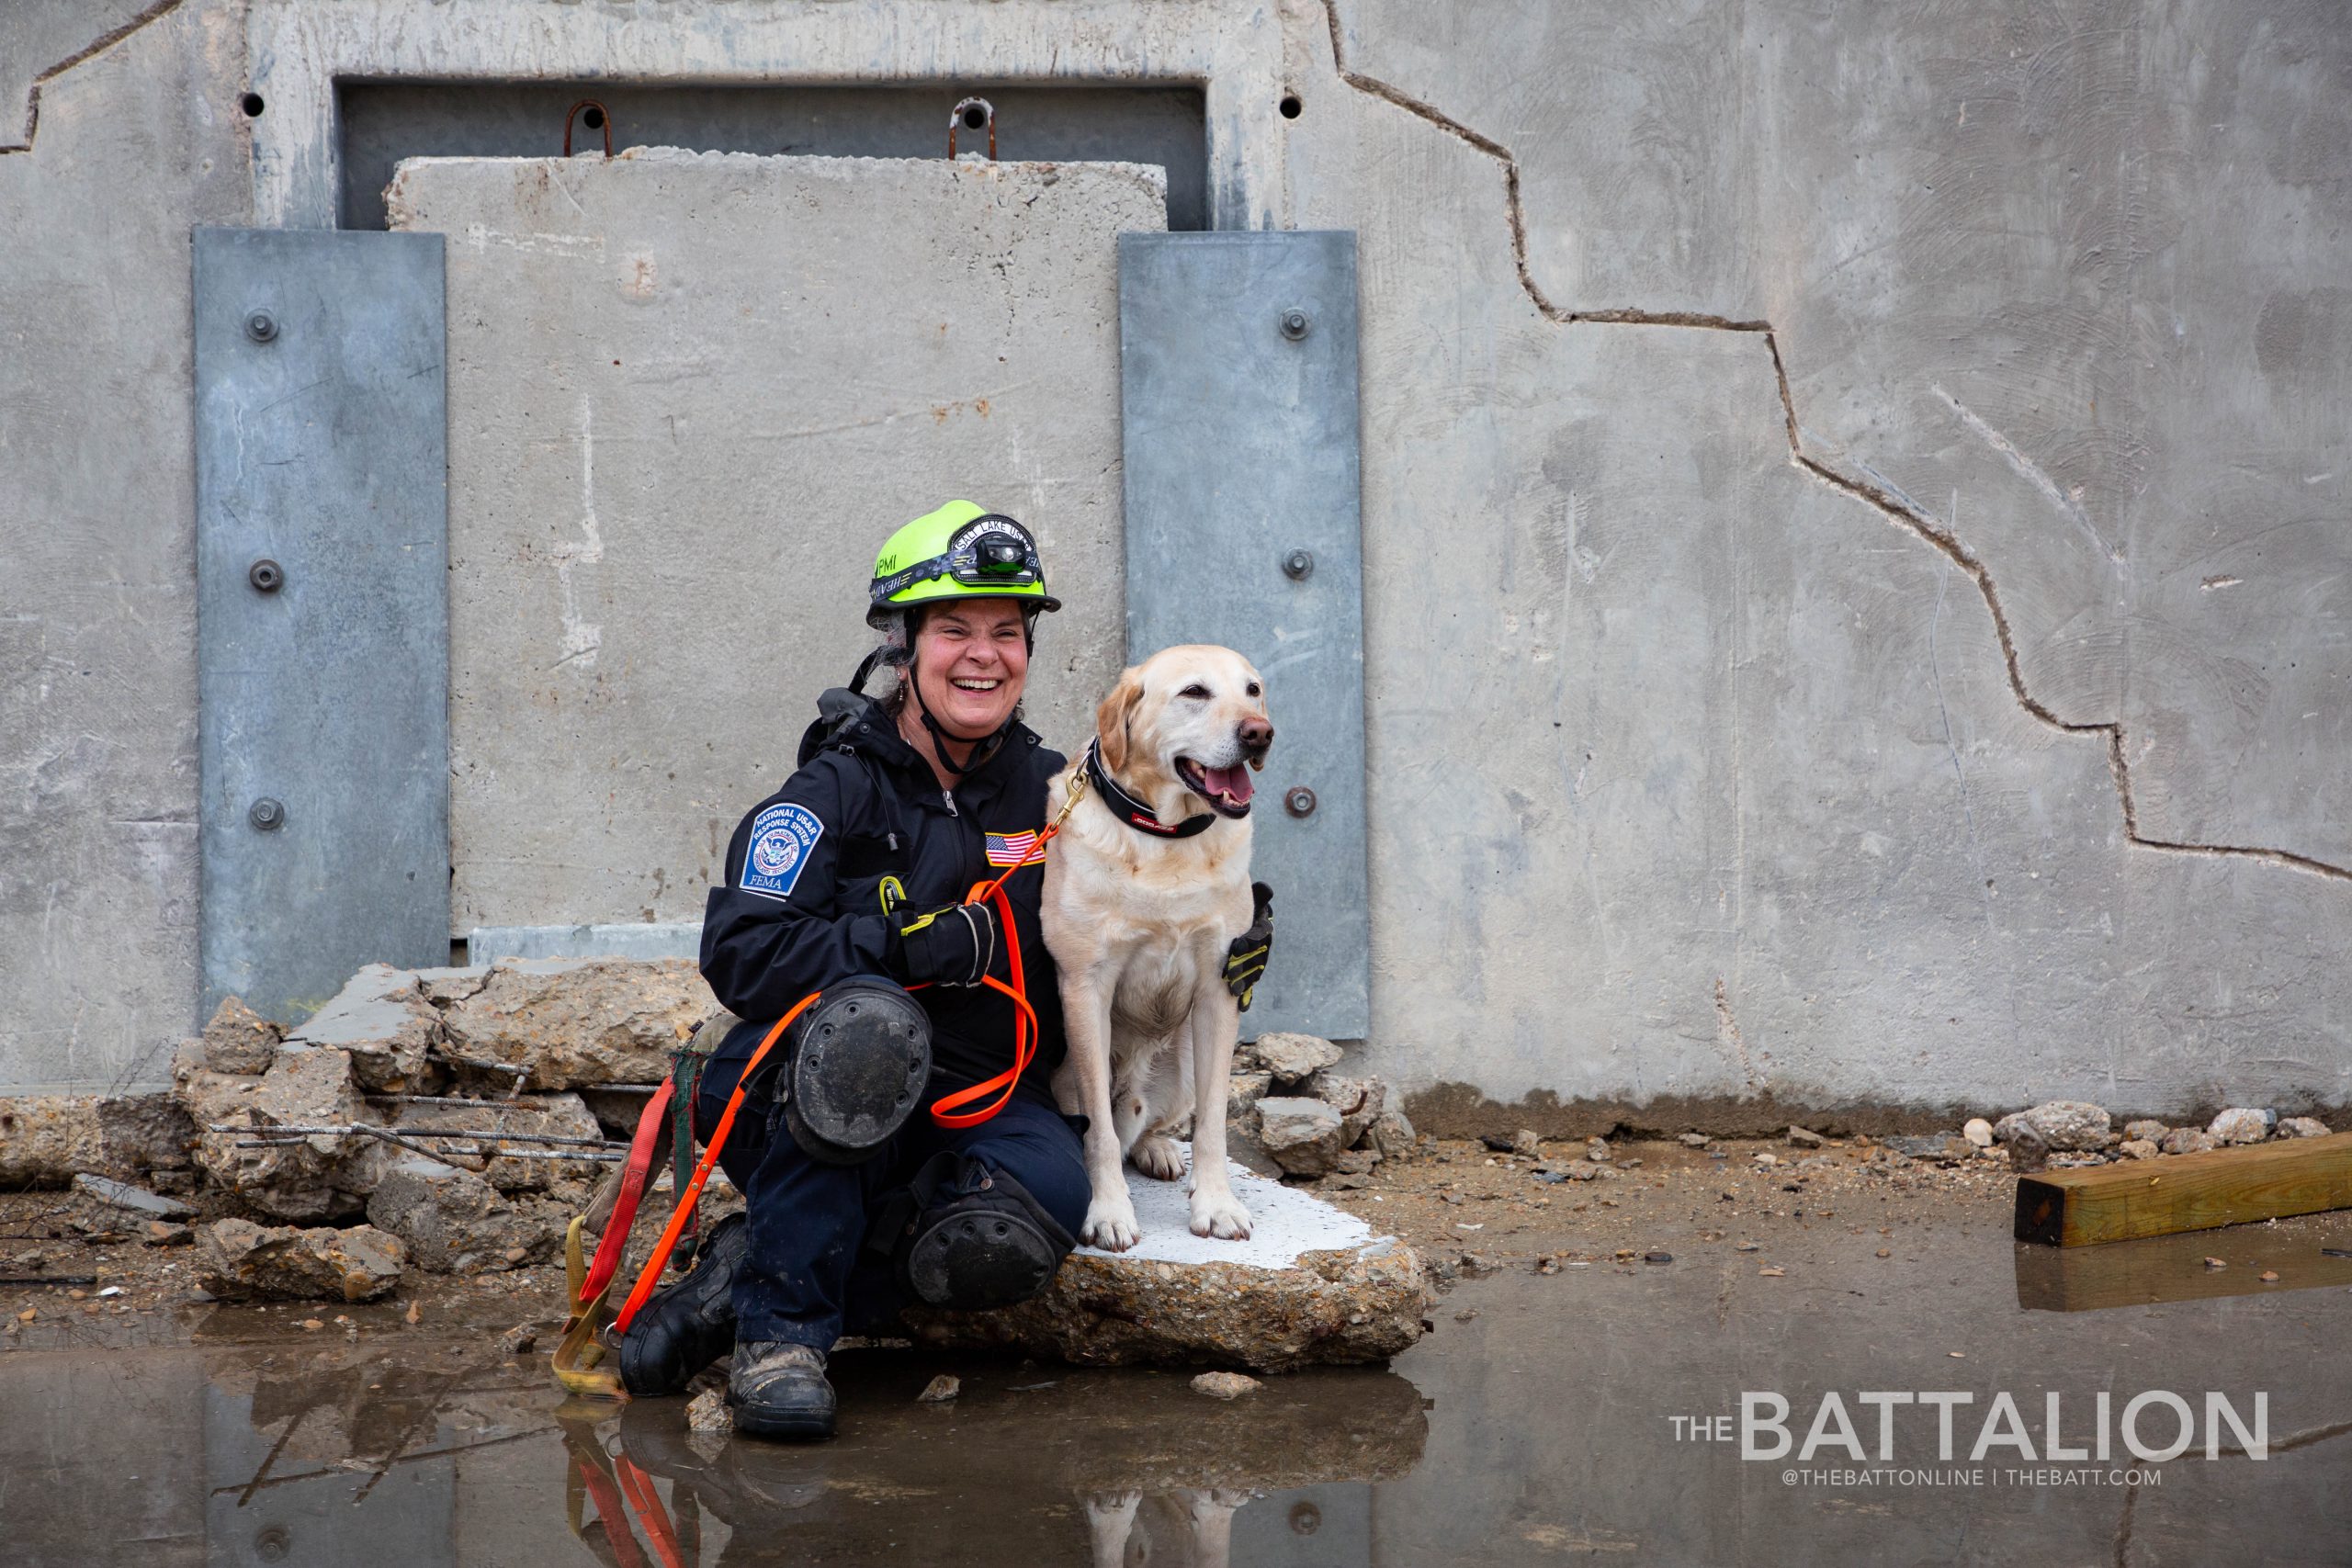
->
xmin=612 ymin=1454 xmax=688 ymax=1568
xmin=577 ymin=1077 xmax=674 ymax=1309
xmin=566 ymin=1433 xmax=651 ymax=1568
xmin=612 ymin=992 xmax=820 ymax=1335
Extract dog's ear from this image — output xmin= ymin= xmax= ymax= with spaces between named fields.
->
xmin=1096 ymin=667 xmax=1144 ymax=775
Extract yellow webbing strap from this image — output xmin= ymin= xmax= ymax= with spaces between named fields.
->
xmin=552 ymin=1214 xmax=626 ymax=1399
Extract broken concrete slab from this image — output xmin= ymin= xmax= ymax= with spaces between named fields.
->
xmin=1251 ymin=1033 xmax=1344 ymax=1085
xmin=432 ymin=958 xmax=707 ymax=1091
xmin=364 ymin=1154 xmax=567 ymax=1274
xmin=1365 ymin=1109 xmax=1417 ymax=1159
xmin=198 ymin=1218 xmax=407 ymax=1303
xmin=379 ymin=1091 xmax=606 ymax=1194
xmin=1226 ymin=1070 xmax=1272 ymax=1123
xmin=1304 ymin=1071 xmax=1387 ymax=1149
xmin=0 ymin=1092 xmax=194 ymax=1187
xmin=284 ymin=963 xmax=445 ymax=1095
xmin=95 ymin=1091 xmax=196 ymax=1178
xmin=72 ymin=1172 xmax=191 ymax=1220
xmin=201 ymin=997 xmax=283 ymax=1075
xmin=903 ymin=1151 xmax=1427 ymax=1372
xmin=0 ymin=1100 xmax=105 ymax=1186
xmin=1256 ymin=1097 xmax=1345 ymax=1177
xmin=184 ymin=1043 xmax=372 ymax=1222
xmin=1995 ymin=1101 xmax=2113 ymax=1153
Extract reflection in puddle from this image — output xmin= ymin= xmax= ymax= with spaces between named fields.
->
xmin=2013 ymin=1226 xmax=2352 ymax=1311
xmin=15 ymin=1210 xmax=2350 ymax=1566
xmin=559 ymin=1352 xmax=1426 ymax=1565
xmin=2 ymin=1338 xmax=1425 ymax=1566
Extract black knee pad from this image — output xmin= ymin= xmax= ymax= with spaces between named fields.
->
xmin=887 ymin=1152 xmax=1076 ymax=1311
xmin=777 ymin=980 xmax=932 ymax=1166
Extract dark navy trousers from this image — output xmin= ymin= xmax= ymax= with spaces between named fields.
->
xmin=694 ymin=1032 xmax=1089 ymax=1351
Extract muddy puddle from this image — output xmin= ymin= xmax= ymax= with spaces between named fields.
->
xmin=7 ymin=1193 xmax=2351 ymax=1563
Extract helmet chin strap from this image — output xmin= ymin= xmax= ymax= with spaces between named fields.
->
xmin=909 ymin=664 xmax=1012 ymax=777
xmin=897 ymin=606 xmax=1038 ymax=778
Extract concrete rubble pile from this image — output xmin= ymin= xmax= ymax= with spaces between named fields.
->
xmin=0 ymin=958 xmax=707 ymax=1301
xmin=176 ymin=959 xmax=715 ymax=1292
xmin=1224 ymin=1032 xmax=1416 ymax=1182
xmin=0 ymin=970 xmax=1429 ymax=1367
xmin=1868 ymin=1100 xmax=2337 ymax=1174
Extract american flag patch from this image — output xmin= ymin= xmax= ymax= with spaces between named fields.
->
xmin=985 ymin=829 xmax=1043 ymax=867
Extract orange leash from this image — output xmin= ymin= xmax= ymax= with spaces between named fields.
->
xmin=923 ymin=881 xmax=1044 ymax=1129
xmin=597 ymin=772 xmax=1088 ymax=1347
xmin=611 ymin=992 xmax=820 ymax=1335
xmin=920 ymin=768 xmax=1082 ymax=1128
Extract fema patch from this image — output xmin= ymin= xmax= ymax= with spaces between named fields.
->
xmin=739 ymin=802 xmax=825 ymax=902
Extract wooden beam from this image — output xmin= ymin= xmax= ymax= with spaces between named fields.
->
xmin=2015 ymin=1131 xmax=2352 ymax=1247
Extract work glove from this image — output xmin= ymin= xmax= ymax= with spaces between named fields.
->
xmin=890 ymin=900 xmax=999 ymax=987
xmin=1223 ymin=882 xmax=1274 ymax=1011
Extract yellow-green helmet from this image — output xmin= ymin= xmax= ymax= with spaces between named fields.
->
xmin=867 ymin=500 xmax=1062 ymax=630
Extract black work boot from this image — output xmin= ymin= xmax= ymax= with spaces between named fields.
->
xmin=729 ymin=1341 xmax=836 ymax=1441
xmin=616 ymin=1211 xmax=748 ymax=1398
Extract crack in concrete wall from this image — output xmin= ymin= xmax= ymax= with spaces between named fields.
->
xmin=1318 ymin=0 xmax=2352 ymax=886
xmin=2 ymin=1 xmax=186 ymax=154
xmin=1712 ymin=978 xmax=1757 ymax=1097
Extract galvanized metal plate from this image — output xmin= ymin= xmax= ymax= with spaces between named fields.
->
xmin=1119 ymin=231 xmax=1369 ymax=1038
xmin=194 ymin=228 xmax=449 ymax=1023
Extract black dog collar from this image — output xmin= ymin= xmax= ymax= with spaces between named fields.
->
xmin=1083 ymin=739 xmax=1215 ymax=839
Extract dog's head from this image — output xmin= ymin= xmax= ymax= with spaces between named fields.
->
xmin=1096 ymin=645 xmax=1273 ymax=820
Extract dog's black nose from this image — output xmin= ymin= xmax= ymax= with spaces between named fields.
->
xmin=1238 ymin=716 xmax=1273 ymax=753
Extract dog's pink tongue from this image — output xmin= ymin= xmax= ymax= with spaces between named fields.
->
xmin=1203 ymin=763 xmax=1254 ymax=804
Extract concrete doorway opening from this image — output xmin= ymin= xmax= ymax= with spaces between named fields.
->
xmin=338 ymin=83 xmax=1209 ymax=231
xmin=382 ymin=150 xmax=1162 ymax=960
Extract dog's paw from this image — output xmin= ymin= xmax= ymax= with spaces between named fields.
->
xmin=1080 ymin=1196 xmax=1142 ymax=1251
xmin=1129 ymin=1132 xmax=1186 ymax=1182
xmin=1188 ymin=1190 xmax=1253 ymax=1241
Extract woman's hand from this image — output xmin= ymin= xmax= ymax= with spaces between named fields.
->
xmin=890 ymin=899 xmax=1000 ymax=987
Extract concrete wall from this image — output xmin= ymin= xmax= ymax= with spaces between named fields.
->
xmin=4 ymin=0 xmax=2347 ymax=1123
xmin=1 ymin=0 xmax=248 ymax=1094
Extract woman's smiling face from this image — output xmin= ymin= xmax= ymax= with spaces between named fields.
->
xmin=910 ymin=598 xmax=1030 ymax=739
